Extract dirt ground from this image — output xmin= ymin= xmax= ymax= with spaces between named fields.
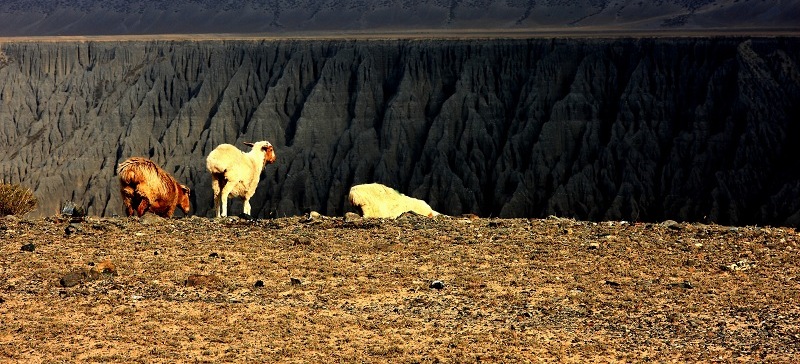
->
xmin=1 ymin=212 xmax=799 ymax=363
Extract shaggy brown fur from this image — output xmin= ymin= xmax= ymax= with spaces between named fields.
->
xmin=117 ymin=157 xmax=190 ymax=218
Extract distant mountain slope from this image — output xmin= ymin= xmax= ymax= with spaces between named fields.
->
xmin=0 ymin=0 xmax=797 ymax=36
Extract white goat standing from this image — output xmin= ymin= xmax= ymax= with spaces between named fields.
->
xmin=206 ymin=141 xmax=276 ymax=217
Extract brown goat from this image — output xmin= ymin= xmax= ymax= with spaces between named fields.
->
xmin=117 ymin=157 xmax=190 ymax=218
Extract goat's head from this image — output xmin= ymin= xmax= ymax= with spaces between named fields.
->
xmin=178 ymin=184 xmax=191 ymax=215
xmin=244 ymin=141 xmax=277 ymax=166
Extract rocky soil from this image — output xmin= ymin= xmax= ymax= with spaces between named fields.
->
xmin=1 ymin=213 xmax=799 ymax=362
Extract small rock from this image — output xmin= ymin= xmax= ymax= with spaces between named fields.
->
xmin=209 ymin=252 xmax=219 ymax=258
xmin=0 ymin=296 xmax=5 ymax=304
xmin=661 ymin=220 xmax=682 ymax=230
xmin=254 ymin=280 xmax=264 ymax=288
xmin=303 ymin=211 xmax=322 ymax=222
xmin=140 ymin=214 xmax=164 ymax=225
xmin=89 ymin=259 xmax=117 ymax=279
xmin=185 ymin=274 xmax=222 ymax=288
xmin=398 ymin=211 xmax=423 ymax=219
xmin=668 ymin=281 xmax=694 ymax=289
xmin=430 ymin=280 xmax=445 ymax=290
xmin=64 ymin=224 xmax=79 ymax=236
xmin=238 ymin=213 xmax=254 ymax=221
xmin=60 ymin=270 xmax=88 ymax=287
xmin=487 ymin=221 xmax=504 ymax=228
xmin=20 ymin=243 xmax=35 ymax=252
xmin=344 ymin=212 xmax=361 ymax=222
xmin=293 ymin=237 xmax=312 ymax=246
xmin=604 ymin=280 xmax=621 ymax=287
xmin=588 ymin=242 xmax=600 ymax=250
xmin=290 ymin=277 xmax=302 ymax=286
xmin=723 ymin=260 xmax=754 ymax=272
xmin=661 ymin=219 xmax=678 ymax=226
xmin=61 ymin=201 xmax=86 ymax=222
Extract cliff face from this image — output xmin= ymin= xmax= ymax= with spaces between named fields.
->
xmin=1 ymin=38 xmax=799 ymax=226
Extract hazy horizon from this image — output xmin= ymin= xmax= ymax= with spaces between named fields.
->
xmin=0 ymin=0 xmax=797 ymax=37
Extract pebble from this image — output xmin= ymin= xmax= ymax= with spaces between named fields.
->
xmin=290 ymin=277 xmax=303 ymax=286
xmin=140 ymin=214 xmax=164 ymax=225
xmin=61 ymin=201 xmax=86 ymax=222
xmin=430 ymin=280 xmax=445 ymax=290
xmin=185 ymin=274 xmax=222 ymax=288
xmin=344 ymin=212 xmax=361 ymax=222
xmin=723 ymin=260 xmax=754 ymax=271
xmin=668 ymin=280 xmax=694 ymax=289
xmin=303 ymin=211 xmax=322 ymax=222
xmin=89 ymin=259 xmax=117 ymax=279
xmin=293 ymin=237 xmax=312 ymax=246
xmin=60 ymin=270 xmax=88 ymax=287
xmin=20 ymin=243 xmax=35 ymax=252
xmin=254 ymin=280 xmax=265 ymax=288
xmin=661 ymin=220 xmax=682 ymax=230
xmin=64 ymin=224 xmax=80 ymax=236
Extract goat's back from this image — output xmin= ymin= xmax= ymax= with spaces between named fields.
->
xmin=349 ymin=183 xmax=437 ymax=218
xmin=206 ymin=144 xmax=244 ymax=174
xmin=117 ymin=157 xmax=175 ymax=195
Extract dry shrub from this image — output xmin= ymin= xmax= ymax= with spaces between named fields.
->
xmin=0 ymin=48 xmax=9 ymax=68
xmin=0 ymin=183 xmax=38 ymax=216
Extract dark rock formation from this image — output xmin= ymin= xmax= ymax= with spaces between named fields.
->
xmin=1 ymin=38 xmax=799 ymax=226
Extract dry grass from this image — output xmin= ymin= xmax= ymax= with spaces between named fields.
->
xmin=0 ymin=183 xmax=37 ymax=217
xmin=1 ymin=213 xmax=799 ymax=362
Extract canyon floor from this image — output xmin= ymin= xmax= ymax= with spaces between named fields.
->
xmin=1 ymin=212 xmax=799 ymax=362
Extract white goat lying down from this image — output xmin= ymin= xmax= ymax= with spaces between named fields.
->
xmin=348 ymin=183 xmax=440 ymax=219
xmin=206 ymin=141 xmax=276 ymax=217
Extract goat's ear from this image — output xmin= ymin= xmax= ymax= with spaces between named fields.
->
xmin=243 ymin=142 xmax=254 ymax=147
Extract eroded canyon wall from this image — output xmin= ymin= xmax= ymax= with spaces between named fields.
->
xmin=1 ymin=38 xmax=799 ymax=226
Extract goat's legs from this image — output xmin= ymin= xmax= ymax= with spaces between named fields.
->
xmin=211 ymin=175 xmax=224 ymax=218
xmin=219 ymin=180 xmax=236 ymax=217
